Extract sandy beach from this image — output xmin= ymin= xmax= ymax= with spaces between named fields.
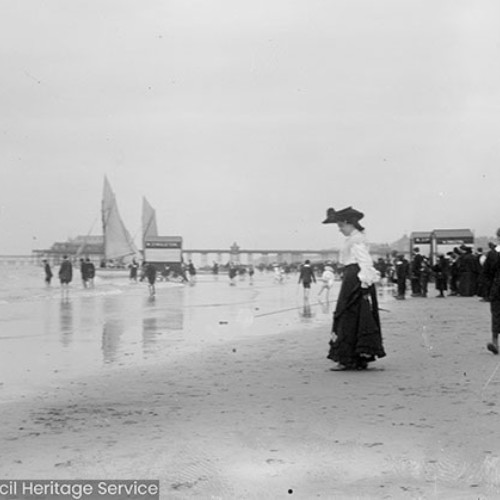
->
xmin=1 ymin=273 xmax=500 ymax=499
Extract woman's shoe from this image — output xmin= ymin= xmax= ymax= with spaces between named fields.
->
xmin=330 ymin=364 xmax=349 ymax=371
xmin=487 ymin=342 xmax=499 ymax=355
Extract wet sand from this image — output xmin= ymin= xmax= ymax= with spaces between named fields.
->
xmin=1 ymin=274 xmax=500 ymax=499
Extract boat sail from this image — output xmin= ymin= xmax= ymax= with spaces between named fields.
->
xmin=101 ymin=176 xmax=138 ymax=263
xmin=142 ymin=196 xmax=158 ymax=248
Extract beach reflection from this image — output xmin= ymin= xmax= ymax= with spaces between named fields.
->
xmin=142 ymin=288 xmax=184 ymax=355
xmin=59 ymin=300 xmax=74 ymax=347
xmin=298 ymin=297 xmax=314 ymax=321
xmin=102 ymin=320 xmax=123 ymax=364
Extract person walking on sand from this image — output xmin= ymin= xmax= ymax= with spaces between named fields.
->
xmin=85 ymin=258 xmax=95 ymax=287
xmin=58 ymin=255 xmax=73 ymax=298
xmin=322 ymin=207 xmax=386 ymax=370
xmin=318 ymin=263 xmax=335 ymax=302
xmin=143 ymin=261 xmax=157 ymax=297
xmin=482 ymin=228 xmax=500 ymax=354
xmin=298 ymin=259 xmax=316 ymax=300
xmin=228 ymin=262 xmax=237 ymax=286
xmin=187 ymin=260 xmax=197 ymax=285
xmin=79 ymin=258 xmax=89 ymax=288
xmin=43 ymin=259 xmax=53 ymax=286
xmin=248 ymin=264 xmax=255 ymax=285
xmin=129 ymin=258 xmax=139 ymax=283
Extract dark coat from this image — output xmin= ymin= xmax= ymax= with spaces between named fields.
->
xmin=432 ymin=258 xmax=448 ymax=292
xmin=59 ymin=260 xmax=73 ymax=283
xmin=483 ymin=248 xmax=500 ymax=301
xmin=298 ymin=264 xmax=316 ymax=285
xmin=458 ymin=252 xmax=479 ymax=296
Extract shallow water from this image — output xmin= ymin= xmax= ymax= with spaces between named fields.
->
xmin=0 ymin=267 xmax=349 ymax=401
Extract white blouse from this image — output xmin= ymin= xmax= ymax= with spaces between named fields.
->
xmin=339 ymin=229 xmax=380 ymax=287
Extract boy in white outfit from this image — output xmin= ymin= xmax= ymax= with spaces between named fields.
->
xmin=318 ymin=264 xmax=335 ymax=302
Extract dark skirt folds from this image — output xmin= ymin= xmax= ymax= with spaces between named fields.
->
xmin=491 ymin=300 xmax=500 ymax=334
xmin=327 ymin=264 xmax=386 ymax=369
xmin=458 ymin=272 xmax=477 ymax=297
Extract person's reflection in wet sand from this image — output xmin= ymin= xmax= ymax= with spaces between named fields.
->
xmin=320 ymin=300 xmax=331 ymax=314
xmin=142 ymin=288 xmax=184 ymax=356
xmin=101 ymin=320 xmax=123 ymax=364
xmin=300 ymin=297 xmax=313 ymax=319
xmin=59 ymin=300 xmax=74 ymax=348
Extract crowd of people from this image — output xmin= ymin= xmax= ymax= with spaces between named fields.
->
xmin=381 ymin=245 xmax=493 ymax=301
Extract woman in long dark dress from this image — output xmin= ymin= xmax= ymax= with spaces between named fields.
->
xmin=432 ymin=254 xmax=448 ymax=298
xmin=322 ymin=207 xmax=386 ymax=370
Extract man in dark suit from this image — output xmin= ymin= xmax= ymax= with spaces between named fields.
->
xmin=410 ymin=247 xmax=424 ymax=297
xmin=483 ymin=229 xmax=500 ymax=354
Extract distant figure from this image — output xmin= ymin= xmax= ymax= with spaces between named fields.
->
xmin=318 ymin=263 xmax=335 ymax=302
xmin=394 ymin=254 xmax=410 ymax=300
xmin=248 ymin=264 xmax=255 ymax=285
xmin=482 ymin=228 xmax=500 ymax=355
xmin=374 ymin=258 xmax=389 ymax=286
xmin=410 ymin=247 xmax=423 ymax=297
xmin=187 ymin=260 xmax=197 ymax=285
xmin=43 ymin=259 xmax=53 ymax=286
xmin=322 ymin=206 xmax=385 ymax=371
xmin=85 ymin=258 xmax=95 ymax=287
xmin=58 ymin=255 xmax=73 ymax=297
xmin=476 ymin=248 xmax=489 ymax=301
xmin=212 ymin=262 xmax=219 ymax=275
xmin=432 ymin=254 xmax=448 ymax=298
xmin=298 ymin=260 xmax=316 ymax=300
xmin=143 ymin=262 xmax=157 ymax=296
xmin=458 ymin=246 xmax=479 ymax=297
xmin=129 ymin=258 xmax=139 ymax=282
xmin=80 ymin=258 xmax=89 ymax=288
xmin=228 ymin=262 xmax=237 ymax=286
xmin=419 ymin=257 xmax=432 ymax=298
xmin=161 ymin=265 xmax=171 ymax=281
xmin=448 ymin=249 xmax=461 ymax=296
xmin=273 ymin=265 xmax=284 ymax=284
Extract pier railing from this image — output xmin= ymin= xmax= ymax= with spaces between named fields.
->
xmin=0 ymin=255 xmax=39 ymax=266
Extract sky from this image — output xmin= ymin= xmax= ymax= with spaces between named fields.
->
xmin=1 ymin=0 xmax=500 ymax=255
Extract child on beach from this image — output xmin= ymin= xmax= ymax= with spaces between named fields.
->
xmin=317 ymin=263 xmax=335 ymax=302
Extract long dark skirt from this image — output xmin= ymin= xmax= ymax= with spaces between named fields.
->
xmin=327 ymin=264 xmax=386 ymax=369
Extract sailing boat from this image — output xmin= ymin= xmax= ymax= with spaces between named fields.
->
xmin=101 ymin=176 xmax=139 ymax=265
xmin=142 ymin=196 xmax=158 ymax=249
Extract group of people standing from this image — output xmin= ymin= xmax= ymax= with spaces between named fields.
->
xmin=44 ymin=256 xmax=95 ymax=290
xmin=79 ymin=258 xmax=96 ymax=288
xmin=43 ymin=255 xmax=74 ymax=298
xmin=391 ymin=245 xmax=492 ymax=300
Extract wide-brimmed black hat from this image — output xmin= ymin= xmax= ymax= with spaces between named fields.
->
xmin=322 ymin=206 xmax=364 ymax=225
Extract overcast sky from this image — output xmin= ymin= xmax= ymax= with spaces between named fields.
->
xmin=2 ymin=0 xmax=500 ymax=254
